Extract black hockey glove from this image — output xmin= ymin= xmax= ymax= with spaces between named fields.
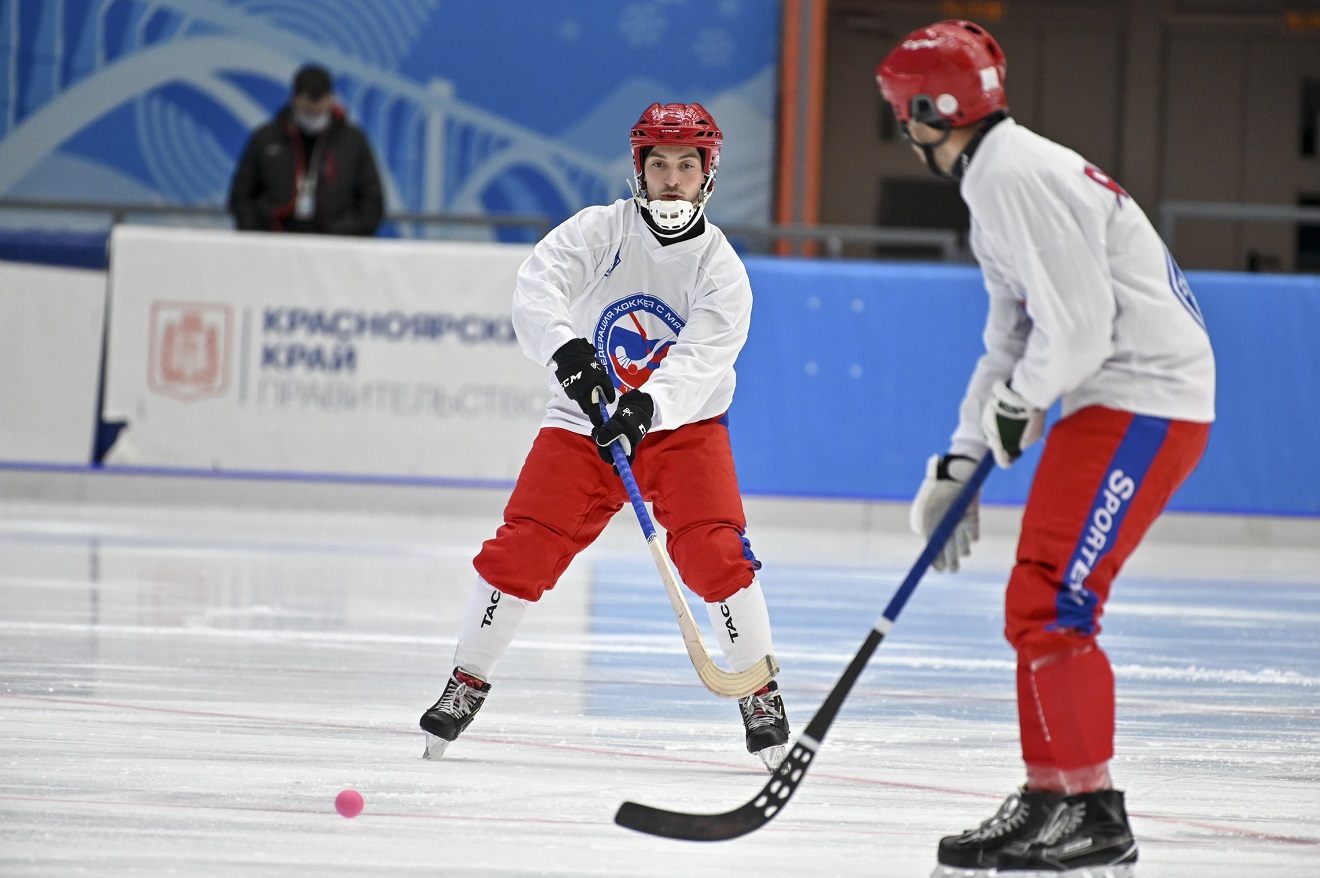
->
xmin=553 ymin=338 xmax=615 ymax=427
xmin=594 ymin=390 xmax=654 ymax=466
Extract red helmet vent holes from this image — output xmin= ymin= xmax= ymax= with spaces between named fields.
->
xmin=629 ymin=102 xmax=724 ymax=184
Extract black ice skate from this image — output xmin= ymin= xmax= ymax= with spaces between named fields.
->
xmin=996 ymin=789 xmax=1138 ymax=877
xmin=929 ymin=787 xmax=1063 ymax=877
xmin=419 ymin=667 xmax=491 ymax=760
xmin=739 ymin=680 xmax=790 ymax=771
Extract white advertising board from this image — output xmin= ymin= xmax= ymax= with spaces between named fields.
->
xmin=0 ymin=261 xmax=107 ymax=464
xmin=102 ymin=227 xmax=548 ymax=481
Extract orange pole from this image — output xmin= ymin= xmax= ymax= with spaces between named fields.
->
xmin=776 ymin=0 xmax=827 ymax=257
xmin=800 ymin=0 xmax=827 ymax=251
xmin=775 ymin=0 xmax=802 ymax=255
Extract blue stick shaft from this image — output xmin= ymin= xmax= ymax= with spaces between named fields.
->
xmin=880 ymin=452 xmax=994 ymax=624
xmin=600 ymin=399 xmax=657 ymax=541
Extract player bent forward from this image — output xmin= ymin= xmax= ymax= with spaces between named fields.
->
xmin=877 ymin=19 xmax=1214 ymax=878
xmin=419 ymin=102 xmax=791 ymax=771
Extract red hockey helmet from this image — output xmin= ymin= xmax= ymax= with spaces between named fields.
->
xmin=629 ymin=103 xmax=723 ymax=191
xmin=876 ymin=19 xmax=1007 ymax=129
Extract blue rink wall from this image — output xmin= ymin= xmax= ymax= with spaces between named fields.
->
xmin=729 ymin=259 xmax=1320 ymax=518
xmin=2 ymin=250 xmax=1317 ymax=518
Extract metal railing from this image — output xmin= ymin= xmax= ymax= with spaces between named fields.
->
xmin=722 ymin=222 xmax=964 ymax=261
xmin=12 ymin=197 xmax=1320 ymax=265
xmin=0 ymin=198 xmax=973 ymax=261
xmin=1159 ymin=201 xmax=1320 ymax=251
xmin=0 ymin=198 xmax=552 ymax=237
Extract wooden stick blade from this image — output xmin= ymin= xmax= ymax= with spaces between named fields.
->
xmin=696 ymin=653 xmax=779 ymax=699
xmin=647 ymin=537 xmax=777 ymax=698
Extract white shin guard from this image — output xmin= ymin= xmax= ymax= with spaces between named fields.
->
xmin=705 ymin=578 xmax=776 ymax=674
xmin=451 ymin=577 xmax=530 ymax=679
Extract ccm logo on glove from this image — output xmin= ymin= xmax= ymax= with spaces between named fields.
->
xmin=554 ymin=337 xmax=616 ymax=427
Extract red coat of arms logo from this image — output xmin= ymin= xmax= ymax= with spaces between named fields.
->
xmin=148 ymin=303 xmax=232 ymax=401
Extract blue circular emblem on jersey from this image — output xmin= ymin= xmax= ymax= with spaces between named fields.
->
xmin=593 ymin=294 xmax=685 ymax=393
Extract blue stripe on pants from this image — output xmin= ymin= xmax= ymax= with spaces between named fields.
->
xmin=1053 ymin=415 xmax=1171 ymax=635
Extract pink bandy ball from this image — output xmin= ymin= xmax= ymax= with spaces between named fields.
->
xmin=335 ymin=789 xmax=364 ymax=818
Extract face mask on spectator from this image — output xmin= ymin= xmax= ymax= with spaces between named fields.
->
xmin=294 ymin=109 xmax=330 ymax=134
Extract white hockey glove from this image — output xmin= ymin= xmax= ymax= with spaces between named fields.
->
xmin=909 ymin=453 xmax=981 ymax=574
xmin=982 ymin=379 xmax=1045 ymax=469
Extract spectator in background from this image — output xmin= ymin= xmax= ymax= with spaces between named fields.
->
xmin=228 ymin=64 xmax=384 ymax=236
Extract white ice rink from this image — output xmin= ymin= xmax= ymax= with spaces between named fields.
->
xmin=2 ymin=484 xmax=1318 ymax=877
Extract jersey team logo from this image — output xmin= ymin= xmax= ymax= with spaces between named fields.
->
xmin=594 ymin=295 xmax=684 ymax=393
xmin=148 ymin=302 xmax=232 ymax=401
xmin=1084 ymin=163 xmax=1130 ymax=206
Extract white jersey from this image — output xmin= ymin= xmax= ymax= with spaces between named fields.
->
xmin=950 ymin=118 xmax=1216 ymax=457
xmin=512 ymin=198 xmax=751 ymax=434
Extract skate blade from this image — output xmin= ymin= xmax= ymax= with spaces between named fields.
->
xmin=757 ymin=744 xmax=787 ymax=772
xmin=955 ymin=865 xmax=1135 ymax=878
xmin=422 ymin=732 xmax=451 ymax=761
xmin=1058 ymin=866 xmax=1137 ymax=878
xmin=929 ymin=866 xmax=992 ymax=878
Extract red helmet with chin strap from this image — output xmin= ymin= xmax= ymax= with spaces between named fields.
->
xmin=629 ymin=103 xmax=722 ymax=192
xmin=876 ymin=19 xmax=1007 ymax=129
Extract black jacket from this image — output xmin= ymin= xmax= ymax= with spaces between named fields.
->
xmin=228 ymin=105 xmax=384 ymax=236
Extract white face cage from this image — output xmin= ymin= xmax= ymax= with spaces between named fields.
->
xmin=629 ymin=165 xmax=717 ymax=238
xmin=643 ymin=196 xmax=698 ymax=230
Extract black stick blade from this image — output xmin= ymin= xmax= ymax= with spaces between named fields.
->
xmin=614 ymin=740 xmax=816 ymax=841
xmin=611 ymin=454 xmax=994 ymax=843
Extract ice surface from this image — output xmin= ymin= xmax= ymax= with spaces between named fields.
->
xmin=1 ymin=500 xmax=1317 ymax=876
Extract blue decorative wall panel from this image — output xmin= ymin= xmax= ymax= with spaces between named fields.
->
xmin=730 ymin=260 xmax=1320 ymax=518
xmin=0 ymin=0 xmax=781 ymax=236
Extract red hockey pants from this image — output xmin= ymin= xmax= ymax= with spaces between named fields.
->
xmin=1007 ymin=406 xmax=1209 ymax=773
xmin=474 ymin=419 xmax=759 ymax=603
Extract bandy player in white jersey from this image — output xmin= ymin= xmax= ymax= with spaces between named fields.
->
xmin=877 ymin=19 xmax=1215 ymax=878
xmin=419 ymin=103 xmax=791 ymax=771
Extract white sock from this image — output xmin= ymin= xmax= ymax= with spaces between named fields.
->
xmin=452 ymin=576 xmax=530 ymax=679
xmin=705 ymin=578 xmax=775 ymax=674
